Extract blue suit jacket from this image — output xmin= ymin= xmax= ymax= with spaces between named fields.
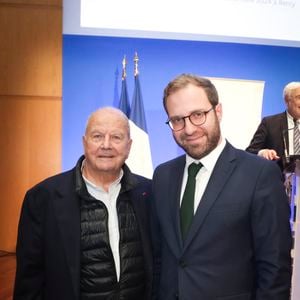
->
xmin=152 ymin=142 xmax=292 ymax=300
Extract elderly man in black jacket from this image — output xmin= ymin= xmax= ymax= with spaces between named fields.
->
xmin=14 ymin=107 xmax=153 ymax=300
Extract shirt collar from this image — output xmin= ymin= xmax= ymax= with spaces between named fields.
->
xmin=81 ymin=158 xmax=123 ymax=191
xmin=185 ymin=137 xmax=226 ymax=172
xmin=287 ymin=111 xmax=299 ymax=126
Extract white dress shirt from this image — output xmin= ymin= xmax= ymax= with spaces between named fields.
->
xmin=180 ymin=137 xmax=226 ymax=213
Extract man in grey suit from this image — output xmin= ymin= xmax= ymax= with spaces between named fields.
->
xmin=152 ymin=74 xmax=292 ymax=299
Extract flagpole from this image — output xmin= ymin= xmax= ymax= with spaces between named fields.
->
xmin=134 ymin=52 xmax=139 ymax=77
xmin=118 ymin=55 xmax=130 ymax=117
xmin=122 ymin=55 xmax=127 ymax=80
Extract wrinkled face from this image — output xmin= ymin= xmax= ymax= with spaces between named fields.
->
xmin=286 ymin=87 xmax=300 ymax=120
xmin=83 ymin=110 xmax=132 ymax=175
xmin=166 ymin=84 xmax=222 ymax=160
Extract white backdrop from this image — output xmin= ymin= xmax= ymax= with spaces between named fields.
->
xmin=64 ymin=0 xmax=300 ymax=47
xmin=211 ymin=77 xmax=264 ymax=150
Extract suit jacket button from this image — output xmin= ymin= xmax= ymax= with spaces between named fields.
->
xmin=179 ymin=259 xmax=187 ymax=268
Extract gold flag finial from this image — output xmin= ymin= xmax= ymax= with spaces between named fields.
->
xmin=122 ymin=55 xmax=127 ymax=80
xmin=134 ymin=52 xmax=139 ymax=77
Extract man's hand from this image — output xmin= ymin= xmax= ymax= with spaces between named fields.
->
xmin=258 ymin=149 xmax=280 ymax=160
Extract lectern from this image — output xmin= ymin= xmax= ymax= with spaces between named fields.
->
xmin=284 ymin=155 xmax=300 ymax=299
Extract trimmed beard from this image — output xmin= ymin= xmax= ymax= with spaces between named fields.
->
xmin=174 ymin=113 xmax=221 ymax=160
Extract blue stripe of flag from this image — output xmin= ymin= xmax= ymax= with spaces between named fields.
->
xmin=130 ymin=75 xmax=147 ymax=132
xmin=118 ymin=78 xmax=130 ymax=118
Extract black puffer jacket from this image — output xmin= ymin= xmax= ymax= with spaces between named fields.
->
xmin=76 ymin=157 xmax=151 ymax=300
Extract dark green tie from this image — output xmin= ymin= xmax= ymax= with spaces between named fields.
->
xmin=180 ymin=162 xmax=202 ymax=240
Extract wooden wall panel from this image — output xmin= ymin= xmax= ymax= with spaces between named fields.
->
xmin=0 ymin=0 xmax=61 ymax=7
xmin=0 ymin=96 xmax=62 ymax=251
xmin=0 ymin=0 xmax=62 ymax=252
xmin=0 ymin=3 xmax=62 ymax=96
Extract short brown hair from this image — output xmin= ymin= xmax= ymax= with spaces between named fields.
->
xmin=163 ymin=74 xmax=219 ymax=112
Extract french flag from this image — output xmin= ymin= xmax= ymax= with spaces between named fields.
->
xmin=118 ymin=53 xmax=153 ymax=178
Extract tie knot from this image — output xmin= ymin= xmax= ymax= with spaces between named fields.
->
xmin=294 ymin=119 xmax=299 ymax=126
xmin=188 ymin=162 xmax=202 ymax=178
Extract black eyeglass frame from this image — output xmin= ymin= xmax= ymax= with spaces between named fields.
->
xmin=165 ymin=106 xmax=215 ymax=131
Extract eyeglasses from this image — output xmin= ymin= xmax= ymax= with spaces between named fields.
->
xmin=166 ymin=107 xmax=215 ymax=131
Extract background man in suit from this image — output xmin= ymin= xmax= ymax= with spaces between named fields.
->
xmin=151 ymin=74 xmax=292 ymax=299
xmin=246 ymin=82 xmax=300 ymax=171
xmin=14 ymin=107 xmax=153 ymax=300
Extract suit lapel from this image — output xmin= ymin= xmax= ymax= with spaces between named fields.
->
xmin=53 ymin=178 xmax=81 ymax=300
xmin=183 ymin=143 xmax=236 ymax=250
xmin=160 ymin=156 xmax=186 ymax=253
xmin=172 ymin=158 xmax=186 ymax=250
